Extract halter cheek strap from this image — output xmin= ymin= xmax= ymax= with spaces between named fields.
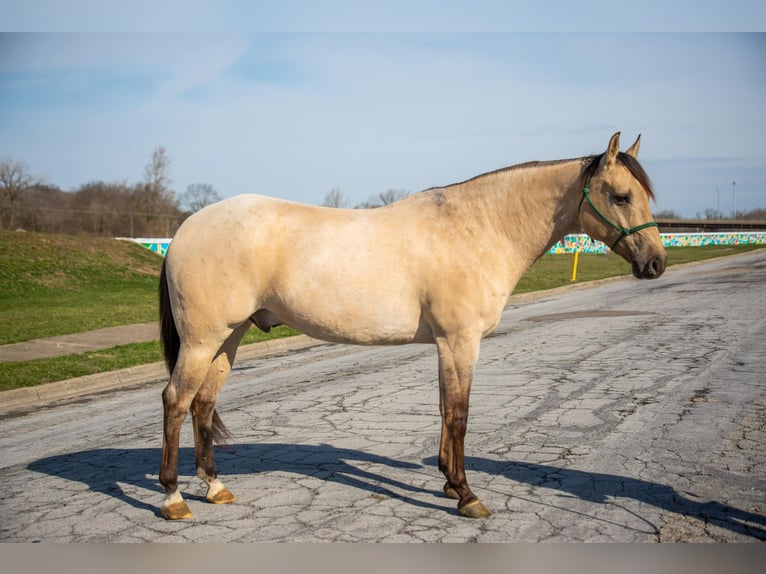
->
xmin=579 ymin=175 xmax=658 ymax=250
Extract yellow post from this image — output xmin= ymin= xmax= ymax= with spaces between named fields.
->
xmin=570 ymin=250 xmax=580 ymax=281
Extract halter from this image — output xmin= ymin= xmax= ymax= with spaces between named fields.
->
xmin=578 ymin=175 xmax=658 ymax=250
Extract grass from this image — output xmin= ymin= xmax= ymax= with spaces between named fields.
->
xmin=0 ymin=229 xmax=762 ymax=391
xmin=0 ymin=326 xmax=299 ymax=390
xmin=0 ymin=229 xmax=164 ymax=344
xmin=515 ymin=244 xmax=762 ymax=293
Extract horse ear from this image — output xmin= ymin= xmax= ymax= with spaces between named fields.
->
xmin=606 ymin=132 xmax=621 ymax=167
xmin=625 ymin=134 xmax=641 ymax=159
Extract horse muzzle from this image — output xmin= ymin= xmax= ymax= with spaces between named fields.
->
xmin=632 ymin=251 xmax=666 ymax=279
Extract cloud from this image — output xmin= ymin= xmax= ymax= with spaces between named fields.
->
xmin=1 ymin=32 xmax=764 ymax=216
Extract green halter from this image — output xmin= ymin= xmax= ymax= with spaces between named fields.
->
xmin=579 ymin=175 xmax=658 ymax=250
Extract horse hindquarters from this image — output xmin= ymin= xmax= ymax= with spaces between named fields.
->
xmin=158 ymin=262 xmax=243 ymax=519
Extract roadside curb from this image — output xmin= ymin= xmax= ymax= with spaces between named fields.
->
xmin=0 ymin=334 xmax=325 ymax=414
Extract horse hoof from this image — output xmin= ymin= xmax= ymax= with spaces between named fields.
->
xmin=207 ymin=487 xmax=236 ymax=505
xmin=458 ymin=499 xmax=491 ymax=518
xmin=161 ymin=500 xmax=193 ymax=520
xmin=443 ymin=482 xmax=459 ymax=500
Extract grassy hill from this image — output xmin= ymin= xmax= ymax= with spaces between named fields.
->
xmin=0 ymin=230 xmax=163 ymax=345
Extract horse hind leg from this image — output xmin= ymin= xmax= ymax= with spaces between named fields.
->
xmin=190 ymin=323 xmax=249 ymax=507
xmin=159 ymin=343 xmax=219 ymax=520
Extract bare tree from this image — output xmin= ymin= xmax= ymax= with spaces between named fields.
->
xmin=182 ymin=183 xmax=221 ymax=213
xmin=654 ymin=209 xmax=682 ymax=220
xmin=136 ymin=146 xmax=180 ymax=235
xmin=322 ymin=187 xmax=349 ymax=208
xmin=0 ymin=158 xmax=45 ymax=229
xmin=356 ymin=189 xmax=410 ymax=209
xmin=142 ymin=145 xmax=174 ymax=204
xmin=378 ymin=189 xmax=409 ymax=205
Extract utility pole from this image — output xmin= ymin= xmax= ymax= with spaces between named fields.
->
xmin=732 ymin=180 xmax=736 ymax=218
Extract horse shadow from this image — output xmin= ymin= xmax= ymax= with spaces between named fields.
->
xmin=26 ymin=443 xmax=446 ymax=518
xmin=424 ymin=455 xmax=766 ymax=540
xmin=28 ymin=444 xmax=765 ymax=540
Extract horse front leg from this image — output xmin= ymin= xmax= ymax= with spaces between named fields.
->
xmin=438 ymin=380 xmax=459 ymax=501
xmin=436 ymin=335 xmax=491 ymax=518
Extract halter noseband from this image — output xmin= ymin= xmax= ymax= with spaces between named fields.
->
xmin=578 ymin=175 xmax=658 ymax=250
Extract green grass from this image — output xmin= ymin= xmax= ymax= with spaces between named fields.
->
xmin=2 ymin=341 xmax=164 ymax=388
xmin=515 ymin=244 xmax=763 ymax=293
xmin=0 ymin=229 xmax=163 ymax=344
xmin=0 ymin=326 xmax=299 ymax=391
xmin=0 ymin=229 xmax=762 ymax=391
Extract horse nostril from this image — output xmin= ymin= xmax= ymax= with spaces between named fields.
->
xmin=647 ymin=255 xmax=666 ymax=278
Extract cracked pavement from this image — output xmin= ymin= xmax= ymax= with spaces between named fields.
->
xmin=1 ymin=250 xmax=765 ymax=542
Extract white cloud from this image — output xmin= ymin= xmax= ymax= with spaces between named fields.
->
xmin=1 ymin=32 xmax=765 ymax=216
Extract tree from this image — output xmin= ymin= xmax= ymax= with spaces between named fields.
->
xmin=72 ymin=180 xmax=135 ymax=236
xmin=136 ymin=146 xmax=180 ymax=235
xmin=703 ymin=208 xmax=722 ymax=220
xmin=143 ymin=146 xmax=172 ymax=199
xmin=322 ymin=187 xmax=349 ymax=208
xmin=182 ymin=183 xmax=221 ymax=213
xmin=0 ymin=158 xmax=45 ymax=229
xmin=356 ymin=189 xmax=410 ymax=209
xmin=378 ymin=189 xmax=409 ymax=205
xmin=654 ymin=209 xmax=682 ymax=220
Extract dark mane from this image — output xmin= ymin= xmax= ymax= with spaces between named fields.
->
xmin=425 ymin=158 xmax=580 ymax=192
xmin=425 ymin=153 xmax=655 ymax=201
xmin=581 ymin=152 xmax=655 ymax=201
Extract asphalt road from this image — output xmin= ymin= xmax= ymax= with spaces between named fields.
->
xmin=1 ymin=249 xmax=765 ymax=542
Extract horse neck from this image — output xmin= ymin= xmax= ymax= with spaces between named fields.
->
xmin=468 ymin=159 xmax=584 ymax=266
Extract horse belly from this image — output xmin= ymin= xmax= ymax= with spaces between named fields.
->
xmin=269 ymin=286 xmax=430 ymax=346
xmin=263 ymin=255 xmax=429 ymax=345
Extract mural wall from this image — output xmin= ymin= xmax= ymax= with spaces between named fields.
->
xmin=129 ymin=238 xmax=170 ymax=256
xmin=129 ymin=232 xmax=766 ymax=258
xmin=547 ymin=232 xmax=766 ymax=254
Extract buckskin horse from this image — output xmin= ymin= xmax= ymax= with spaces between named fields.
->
xmin=158 ymin=132 xmax=666 ymax=520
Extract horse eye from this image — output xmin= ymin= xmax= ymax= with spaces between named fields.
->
xmin=613 ymin=193 xmax=631 ymax=206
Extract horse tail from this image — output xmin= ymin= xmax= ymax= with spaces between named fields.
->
xmin=212 ymin=410 xmax=233 ymax=444
xmin=158 ymin=259 xmax=180 ymax=374
xmin=159 ymin=259 xmax=231 ymax=444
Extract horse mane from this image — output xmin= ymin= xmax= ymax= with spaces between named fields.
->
xmin=580 ymin=152 xmax=656 ymax=201
xmin=427 ymin=158 xmax=576 ymax=192
xmin=428 ymin=153 xmax=655 ymax=201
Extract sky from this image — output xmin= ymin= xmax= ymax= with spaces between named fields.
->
xmin=1 ymin=2 xmax=765 ymax=217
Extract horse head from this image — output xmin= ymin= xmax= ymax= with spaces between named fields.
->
xmin=578 ymin=132 xmax=667 ymax=279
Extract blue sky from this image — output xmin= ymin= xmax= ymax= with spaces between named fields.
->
xmin=1 ymin=3 xmax=765 ymax=217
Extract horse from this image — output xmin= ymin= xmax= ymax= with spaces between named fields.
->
xmin=158 ymin=132 xmax=666 ymax=520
